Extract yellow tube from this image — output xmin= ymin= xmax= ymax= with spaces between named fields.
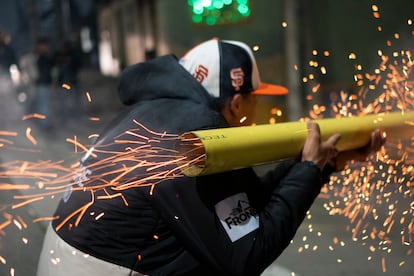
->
xmin=178 ymin=111 xmax=414 ymax=176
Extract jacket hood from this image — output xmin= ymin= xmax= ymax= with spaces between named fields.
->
xmin=118 ymin=55 xmax=215 ymax=108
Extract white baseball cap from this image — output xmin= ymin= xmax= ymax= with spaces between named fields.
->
xmin=179 ymin=38 xmax=288 ymax=99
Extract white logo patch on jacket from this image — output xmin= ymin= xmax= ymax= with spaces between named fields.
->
xmin=215 ymin=192 xmax=259 ymax=242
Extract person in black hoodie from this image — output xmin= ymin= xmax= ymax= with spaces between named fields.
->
xmin=37 ymin=39 xmax=385 ymax=276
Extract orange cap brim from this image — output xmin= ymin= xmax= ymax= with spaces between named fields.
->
xmin=252 ymin=83 xmax=288 ymax=96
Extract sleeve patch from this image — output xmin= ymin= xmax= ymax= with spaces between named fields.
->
xmin=215 ymin=192 xmax=259 ymax=242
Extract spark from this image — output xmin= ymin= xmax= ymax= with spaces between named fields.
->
xmin=0 ymin=123 xmax=201 ymax=234
xmin=382 ymin=257 xmax=387 ymax=272
xmin=22 ymin=113 xmax=46 ymax=121
xmin=85 ymin=91 xmax=92 ymax=102
xmin=61 ymin=83 xmax=71 ymax=90
xmin=66 ymin=137 xmax=94 ymax=156
xmin=0 ymin=124 xmax=198 ymax=237
xmin=88 ymin=134 xmax=100 ymax=140
xmin=1 ymin=14 xmax=414 ymax=276
xmin=0 ymin=131 xmax=18 ymax=137
xmin=0 ymin=184 xmax=31 ymax=190
xmin=25 ymin=127 xmax=37 ymax=145
xmin=0 ymin=220 xmax=12 ymax=232
xmin=12 ymin=196 xmax=45 ymax=209
xmin=96 ymin=193 xmax=128 ymax=206
xmin=349 ymin=53 xmax=357 ymax=60
xmin=294 ymin=25 xmax=414 ymax=273
xmin=32 ymin=216 xmax=59 ymax=223
xmin=95 ymin=212 xmax=105 ymax=220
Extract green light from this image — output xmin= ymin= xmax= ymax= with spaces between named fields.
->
xmin=213 ymin=0 xmax=224 ymax=9
xmin=238 ymin=4 xmax=250 ymax=16
xmin=202 ymin=0 xmax=212 ymax=7
xmin=189 ymin=0 xmax=250 ymax=25
xmin=193 ymin=3 xmax=204 ymax=14
xmin=205 ymin=16 xmax=217 ymax=25
xmin=192 ymin=14 xmax=203 ymax=23
xmin=190 ymin=0 xmax=201 ymax=6
xmin=206 ymin=5 xmax=216 ymax=10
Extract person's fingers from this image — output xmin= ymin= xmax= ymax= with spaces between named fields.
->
xmin=307 ymin=121 xmax=321 ymax=141
xmin=302 ymin=121 xmax=322 ymax=165
xmin=326 ymin=133 xmax=341 ymax=147
xmin=303 ymin=121 xmax=342 ymax=169
xmin=322 ymin=132 xmax=341 ymax=160
xmin=303 ymin=121 xmax=320 ymax=155
xmin=307 ymin=121 xmax=341 ymax=147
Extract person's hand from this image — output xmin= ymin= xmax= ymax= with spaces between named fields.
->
xmin=335 ymin=128 xmax=386 ymax=170
xmin=301 ymin=121 xmax=341 ymax=171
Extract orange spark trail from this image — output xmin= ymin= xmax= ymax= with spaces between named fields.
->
xmin=61 ymin=83 xmax=71 ymax=90
xmin=11 ymin=197 xmax=44 ymax=209
xmin=0 ymin=184 xmax=31 ymax=190
xmin=32 ymin=216 xmax=59 ymax=223
xmin=21 ymin=113 xmax=46 ymax=121
xmin=0 ymin=122 xmax=193 ymax=233
xmin=0 ymin=131 xmax=18 ymax=137
xmin=86 ymin=91 xmax=92 ymax=102
xmin=25 ymin=128 xmax=37 ymax=145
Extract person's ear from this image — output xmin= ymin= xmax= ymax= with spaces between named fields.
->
xmin=229 ymin=93 xmax=243 ymax=117
xmin=221 ymin=94 xmax=246 ymax=126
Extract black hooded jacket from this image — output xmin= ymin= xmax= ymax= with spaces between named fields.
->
xmin=52 ymin=55 xmax=326 ymax=275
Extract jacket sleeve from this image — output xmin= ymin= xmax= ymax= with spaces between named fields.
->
xmin=148 ymin=160 xmax=327 ymax=275
xmin=234 ymin=161 xmax=325 ymax=275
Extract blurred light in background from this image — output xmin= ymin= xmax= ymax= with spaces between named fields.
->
xmin=188 ymin=0 xmax=251 ymax=26
xmin=9 ymin=64 xmax=21 ymax=86
xmin=80 ymin=27 xmax=94 ymax=53
xmin=98 ymin=30 xmax=120 ymax=76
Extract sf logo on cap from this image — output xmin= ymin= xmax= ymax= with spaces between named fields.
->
xmin=230 ymin=68 xmax=244 ymax=91
xmin=193 ymin=65 xmax=209 ymax=84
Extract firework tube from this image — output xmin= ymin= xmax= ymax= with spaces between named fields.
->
xmin=178 ymin=111 xmax=414 ymax=177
